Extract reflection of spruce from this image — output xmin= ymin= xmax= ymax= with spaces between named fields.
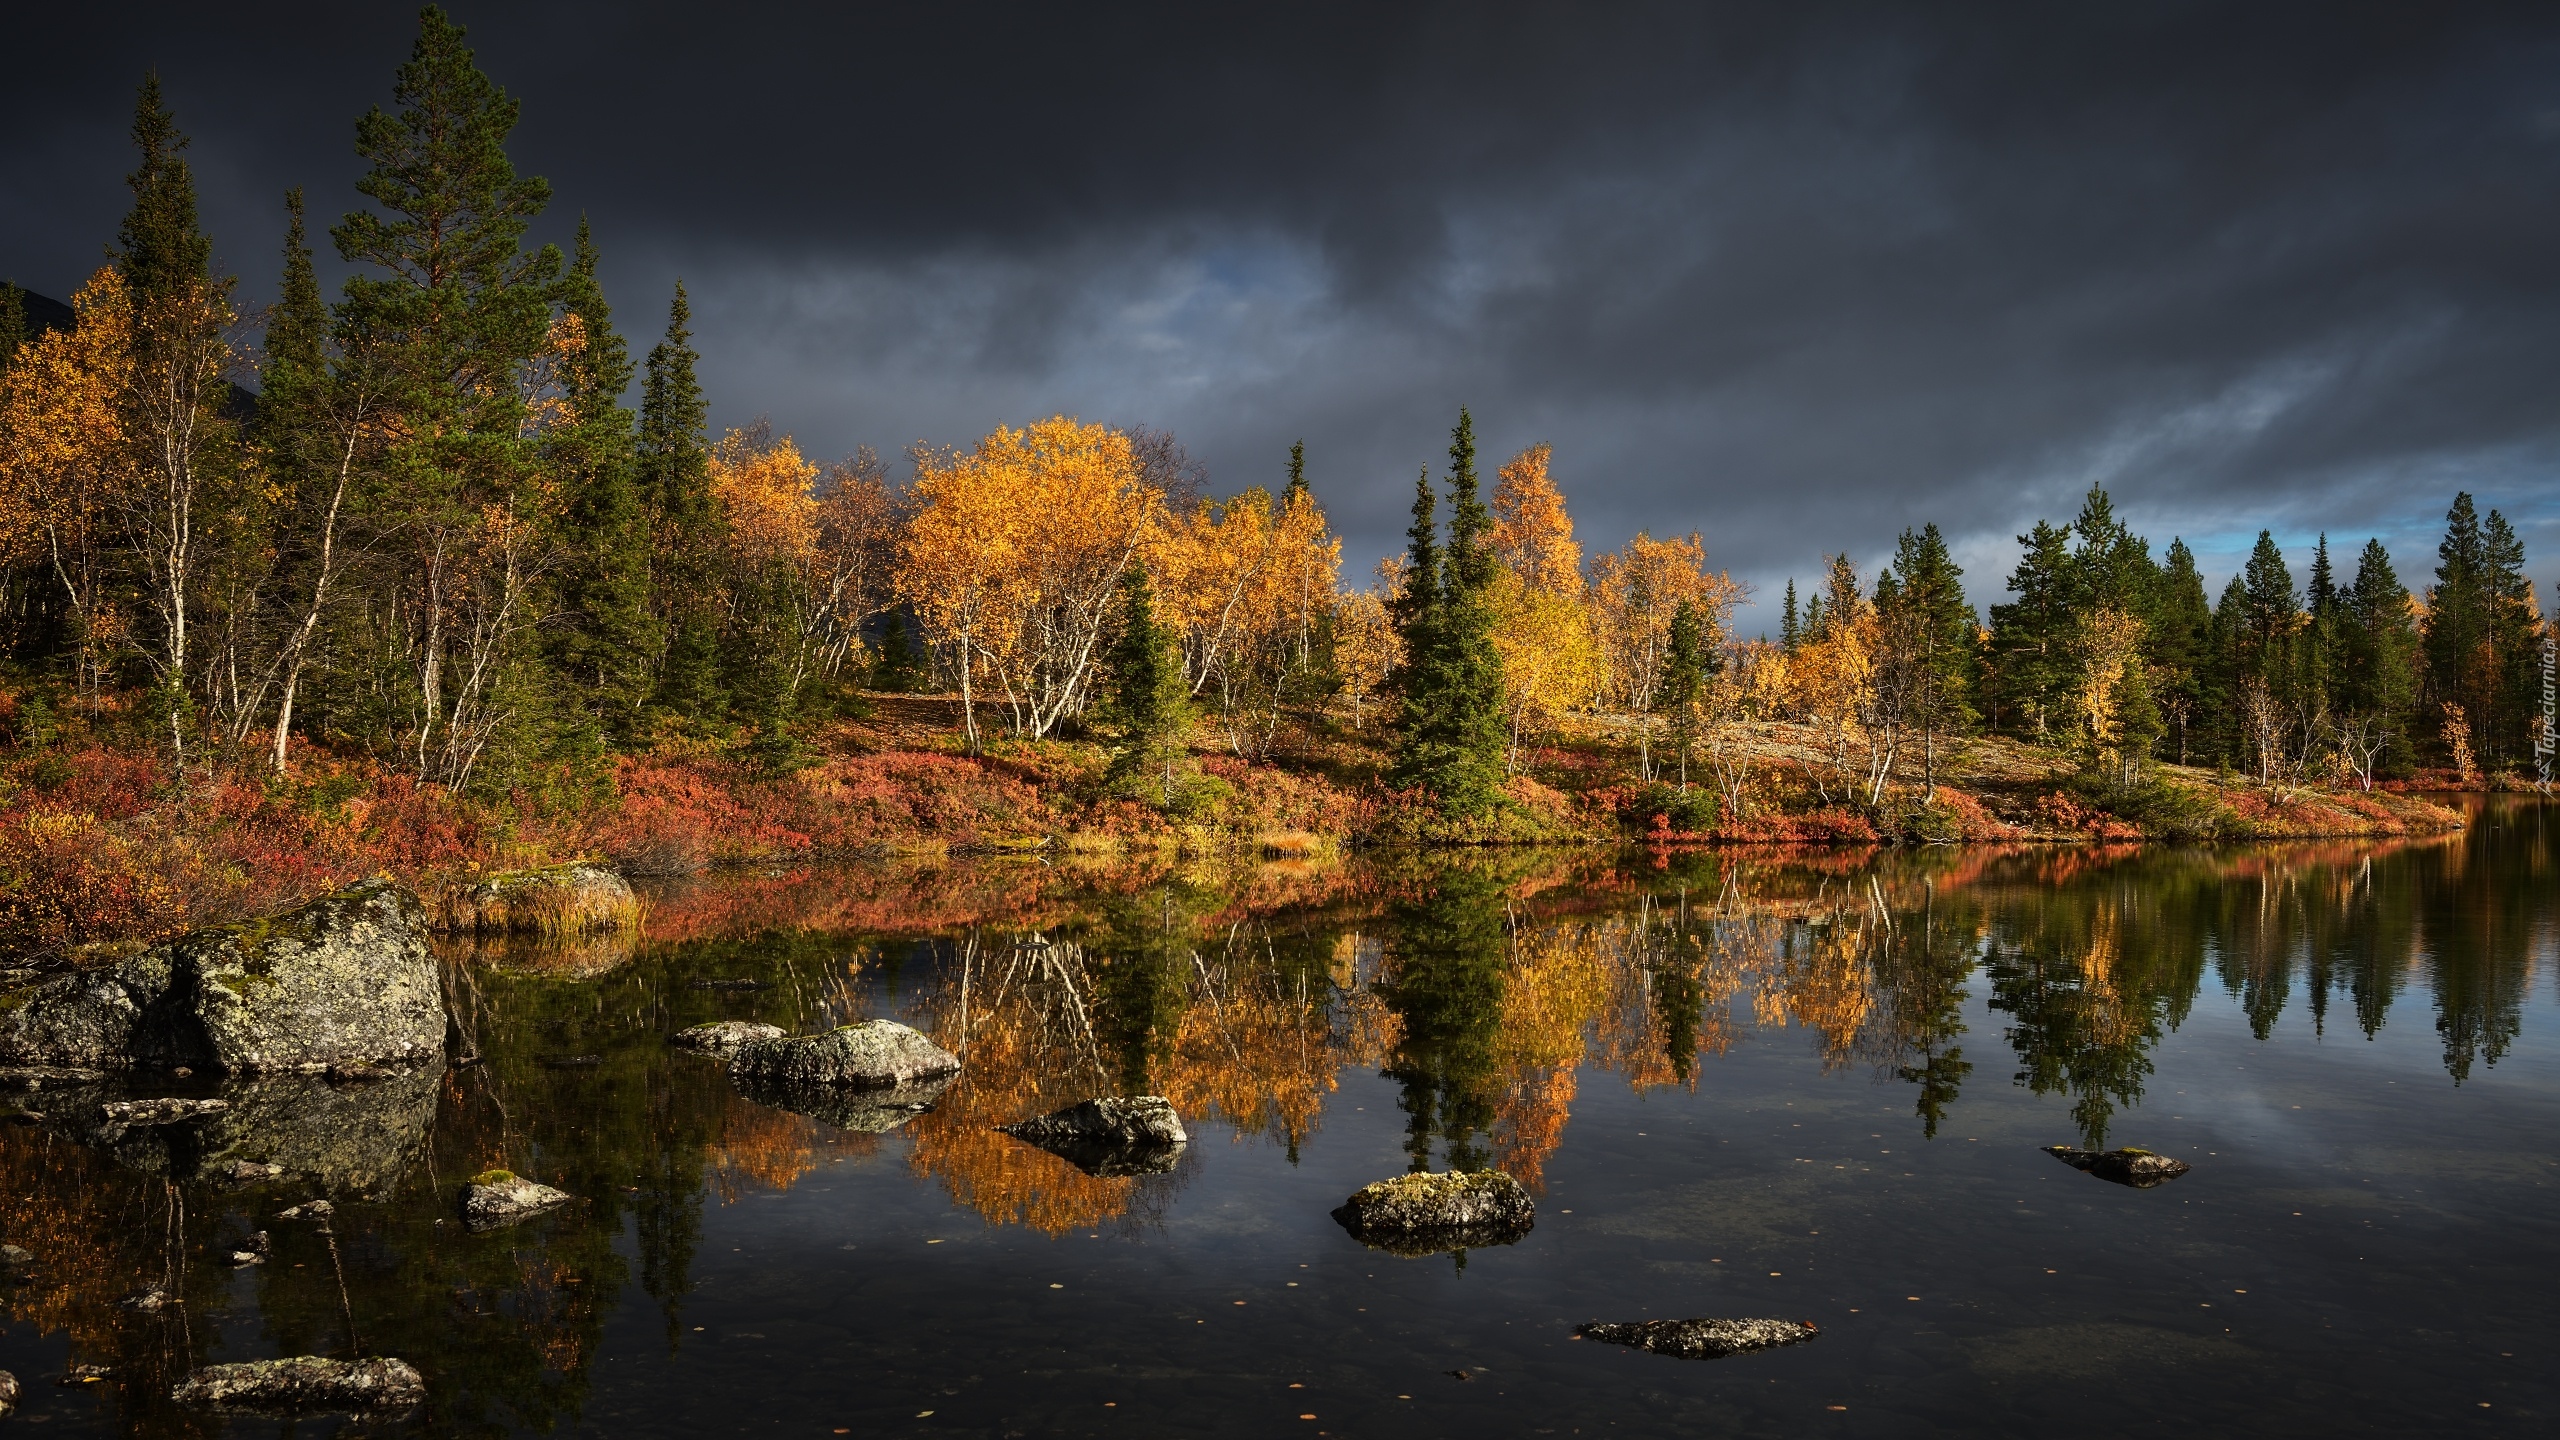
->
xmin=1379 ymin=868 xmax=1510 ymax=1173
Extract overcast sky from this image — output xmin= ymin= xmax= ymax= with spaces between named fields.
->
xmin=6 ymin=1 xmax=2556 ymax=628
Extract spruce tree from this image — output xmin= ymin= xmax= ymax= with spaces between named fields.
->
xmin=2480 ymin=507 xmax=2538 ymax=766
xmin=549 ymin=216 xmax=657 ymax=738
xmin=1779 ymin=579 xmax=1799 ymax=651
xmin=1984 ymin=520 xmax=2074 ymax=737
xmin=2341 ymin=538 xmax=2418 ymax=776
xmin=1282 ymin=439 xmax=1307 ymax=506
xmin=1663 ymin=598 xmax=1705 ymax=788
xmin=2151 ymin=539 xmax=2214 ymax=763
xmin=2112 ymin=657 xmax=2164 ymax=789
xmin=1104 ymin=562 xmax=1191 ymax=805
xmin=641 ymin=281 xmax=722 ymax=721
xmin=1387 ymin=466 xmax=1441 ymax=722
xmin=871 ymin=610 xmax=925 ymax=692
xmin=117 ymin=73 xmax=214 ymax=309
xmin=1391 ymin=409 xmax=1507 ymax=815
xmin=1887 ymin=523 xmax=1979 ymax=784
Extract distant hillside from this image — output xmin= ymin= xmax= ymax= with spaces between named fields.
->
xmin=10 ymin=285 xmax=76 ymax=338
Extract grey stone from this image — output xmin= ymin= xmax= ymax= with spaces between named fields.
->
xmin=671 ymin=1021 xmax=785 ymax=1052
xmin=1575 ymin=1317 xmax=1820 ymax=1359
xmin=0 ymin=1065 xmax=109 ymax=1090
xmin=731 ymin=1070 xmax=952 ymax=1134
xmin=1332 ymin=1170 xmax=1536 ymax=1256
xmin=0 ymin=878 xmax=446 ymax=1075
xmin=170 ymin=1356 xmax=425 ymax=1413
xmin=2046 ymin=1145 xmax=2192 ymax=1188
xmin=729 ymin=1021 xmax=959 ymax=1089
xmin=462 ymin=1174 xmax=573 ymax=1231
xmin=1000 ymin=1096 xmax=1186 ymax=1176
xmin=0 ymin=1244 xmax=31 ymax=1268
xmin=275 ymin=1200 xmax=334 ymax=1221
xmin=117 ymin=1287 xmax=177 ymax=1313
xmin=0 ymin=1367 xmax=17 ymax=1417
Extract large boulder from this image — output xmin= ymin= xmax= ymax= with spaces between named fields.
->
xmin=0 ymin=878 xmax=445 ymax=1074
xmin=437 ymin=864 xmax=638 ymax=936
xmin=728 ymin=1021 xmax=959 ymax=1089
xmin=2045 ymin=1145 xmax=2191 ymax=1188
xmin=999 ymin=1096 xmax=1186 ymax=1177
xmin=1332 ymin=1170 xmax=1535 ymax=1256
xmin=1575 ymin=1317 xmax=1819 ymax=1359
xmin=0 ymin=1367 xmax=17 ymax=1419
xmin=170 ymin=1356 xmax=425 ymax=1413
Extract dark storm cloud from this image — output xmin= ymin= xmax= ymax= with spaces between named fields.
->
xmin=6 ymin=2 xmax=2557 ymax=618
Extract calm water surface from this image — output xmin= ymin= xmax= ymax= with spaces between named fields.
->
xmin=4 ymin=798 xmax=2555 ymax=1437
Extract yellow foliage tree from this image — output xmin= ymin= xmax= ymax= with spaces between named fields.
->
xmin=1150 ymin=482 xmax=1340 ymax=757
xmin=0 ymin=268 xmax=133 ymax=705
xmin=1486 ymin=444 xmax=1600 ymax=771
xmin=1588 ymin=529 xmax=1743 ymax=776
xmin=898 ymin=417 xmax=1161 ymax=747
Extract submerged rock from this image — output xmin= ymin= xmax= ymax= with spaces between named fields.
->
xmin=731 ymin=1071 xmax=952 ymax=1133
xmin=101 ymin=1097 xmax=230 ymax=1129
xmin=671 ymin=1021 xmax=784 ymax=1052
xmin=0 ymin=1367 xmax=17 ymax=1417
xmin=170 ymin=1356 xmax=426 ymax=1413
xmin=999 ymin=1096 xmax=1187 ymax=1177
xmin=2046 ymin=1145 xmax=2191 ymax=1188
xmin=117 ymin=1286 xmax=178 ymax=1314
xmin=0 ymin=1244 xmax=32 ymax=1269
xmin=1332 ymin=1170 xmax=1536 ymax=1256
xmin=275 ymin=1200 xmax=333 ymax=1221
xmin=0 ymin=878 xmax=445 ymax=1074
xmin=1575 ymin=1317 xmax=1819 ymax=1359
xmin=729 ymin=1021 xmax=960 ymax=1089
xmin=1 ymin=1064 xmax=109 ymax=1090
xmin=462 ymin=1172 xmax=574 ymax=1231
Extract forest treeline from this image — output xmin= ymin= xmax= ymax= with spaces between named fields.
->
xmin=0 ymin=7 xmax=2550 ymax=831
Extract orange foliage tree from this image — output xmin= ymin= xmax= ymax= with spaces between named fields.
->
xmin=1486 ymin=444 xmax=1598 ymax=771
xmin=0 ymin=268 xmax=134 ymax=705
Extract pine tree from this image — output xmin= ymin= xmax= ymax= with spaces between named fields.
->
xmin=549 ymin=216 xmax=657 ymax=739
xmin=1104 ymin=562 xmax=1191 ymax=805
xmin=1984 ymin=519 xmax=2075 ymax=737
xmin=641 ymin=280 xmax=722 ymax=720
xmin=331 ymin=4 xmax=564 ymax=786
xmin=2480 ymin=507 xmax=2538 ymax=767
xmin=1282 ymin=439 xmax=1307 ymax=506
xmin=2066 ymin=484 xmax=2154 ymax=617
xmin=1779 ymin=578 xmax=1799 ymax=651
xmin=2239 ymin=531 xmax=2298 ymax=663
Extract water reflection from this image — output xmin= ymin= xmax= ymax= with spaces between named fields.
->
xmin=1 ymin=798 xmax=2550 ymax=1435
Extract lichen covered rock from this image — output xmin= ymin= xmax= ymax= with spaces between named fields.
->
xmin=1575 ymin=1317 xmax=1819 ymax=1359
xmin=462 ymin=1173 xmax=574 ymax=1231
xmin=0 ymin=1368 xmax=18 ymax=1418
xmin=170 ymin=1356 xmax=425 ymax=1413
xmin=0 ymin=878 xmax=445 ymax=1075
xmin=671 ymin=1021 xmax=784 ymax=1052
xmin=728 ymin=1021 xmax=959 ymax=1089
xmin=1000 ymin=1096 xmax=1187 ymax=1176
xmin=2046 ymin=1145 xmax=2191 ymax=1187
xmin=1332 ymin=1169 xmax=1535 ymax=1255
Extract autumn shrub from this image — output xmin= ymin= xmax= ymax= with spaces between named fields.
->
xmin=2063 ymin=771 xmax=2229 ymax=841
xmin=1620 ymin=781 xmax=1719 ymax=838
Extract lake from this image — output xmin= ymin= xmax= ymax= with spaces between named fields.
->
xmin=3 ymin=797 xmax=2554 ymax=1436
